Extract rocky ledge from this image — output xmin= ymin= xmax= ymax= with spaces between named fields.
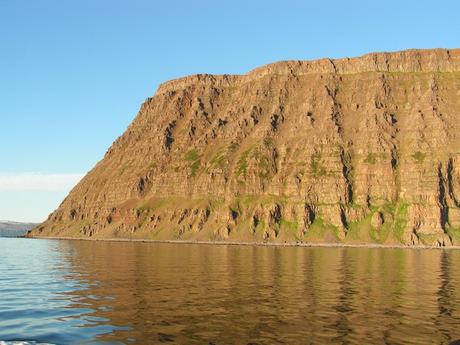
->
xmin=30 ymin=48 xmax=460 ymax=247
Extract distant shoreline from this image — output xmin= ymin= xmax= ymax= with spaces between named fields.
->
xmin=22 ymin=235 xmax=460 ymax=250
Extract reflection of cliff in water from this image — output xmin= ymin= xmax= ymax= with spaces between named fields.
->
xmin=59 ymin=241 xmax=460 ymax=344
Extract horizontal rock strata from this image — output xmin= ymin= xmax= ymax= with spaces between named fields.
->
xmin=30 ymin=48 xmax=460 ymax=246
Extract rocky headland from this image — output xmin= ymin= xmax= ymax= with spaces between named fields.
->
xmin=29 ymin=48 xmax=460 ymax=247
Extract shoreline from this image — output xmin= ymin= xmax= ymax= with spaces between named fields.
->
xmin=22 ymin=235 xmax=460 ymax=250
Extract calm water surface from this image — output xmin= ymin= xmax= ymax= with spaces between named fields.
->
xmin=1 ymin=238 xmax=460 ymax=344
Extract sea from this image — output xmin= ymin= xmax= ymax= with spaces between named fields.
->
xmin=1 ymin=237 xmax=460 ymax=344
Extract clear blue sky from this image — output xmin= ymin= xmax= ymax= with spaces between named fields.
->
xmin=1 ymin=0 xmax=459 ymax=222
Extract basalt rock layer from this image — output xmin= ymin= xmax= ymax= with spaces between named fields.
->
xmin=31 ymin=49 xmax=460 ymax=246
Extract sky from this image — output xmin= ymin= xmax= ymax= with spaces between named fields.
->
xmin=1 ymin=0 xmax=459 ymax=222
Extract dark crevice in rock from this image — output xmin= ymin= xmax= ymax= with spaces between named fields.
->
xmin=137 ymin=177 xmax=145 ymax=193
xmin=230 ymin=209 xmax=238 ymax=221
xmin=252 ymin=215 xmax=260 ymax=233
xmin=447 ymin=158 xmax=460 ymax=207
xmin=269 ymin=204 xmax=282 ymax=235
xmin=187 ymin=121 xmax=197 ymax=141
xmin=69 ymin=209 xmax=77 ymax=221
xmin=390 ymin=155 xmax=398 ymax=170
xmin=325 ymin=83 xmax=344 ymax=136
xmin=340 ymin=205 xmax=349 ymax=231
xmin=178 ymin=209 xmax=189 ymax=224
xmin=387 ymin=113 xmax=399 ymax=171
xmin=136 ymin=176 xmax=152 ymax=197
xmin=375 ymin=100 xmax=384 ymax=109
xmin=379 ymin=75 xmax=399 ymax=178
xmin=306 ymin=111 xmax=315 ymax=124
xmin=272 ymin=205 xmax=281 ymax=223
xmin=250 ymin=106 xmax=261 ymax=125
xmin=163 ymin=121 xmax=176 ymax=151
xmin=197 ymin=208 xmax=211 ymax=231
xmin=365 ymin=195 xmax=371 ymax=208
xmin=270 ymin=114 xmax=281 ymax=131
xmin=304 ymin=204 xmax=316 ymax=231
xmin=339 ymin=147 xmax=353 ymax=203
xmin=430 ymin=76 xmax=449 ymax=135
xmin=387 ymin=113 xmax=398 ymax=126
xmin=438 ymin=163 xmax=449 ymax=231
xmin=328 ymin=58 xmax=338 ymax=73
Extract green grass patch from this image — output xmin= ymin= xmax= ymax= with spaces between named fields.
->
xmin=228 ymin=142 xmax=239 ymax=152
xmin=277 ymin=218 xmax=300 ymax=241
xmin=257 ymin=153 xmax=270 ymax=180
xmin=370 ymin=219 xmax=392 ymax=244
xmin=348 ymin=202 xmax=364 ymax=210
xmin=364 ymin=153 xmax=377 ymax=164
xmin=263 ymin=137 xmax=273 ymax=147
xmin=305 ymin=218 xmax=340 ymax=242
xmin=417 ymin=233 xmax=440 ymax=246
xmin=184 ymin=149 xmax=201 ymax=177
xmin=280 ymin=218 xmax=299 ymax=232
xmin=184 ymin=149 xmax=200 ymax=162
xmin=79 ymin=219 xmax=92 ymax=228
xmin=310 ymin=152 xmax=327 ymax=177
xmin=346 ymin=220 xmax=363 ymax=241
xmin=254 ymin=219 xmax=266 ymax=233
xmin=392 ymin=201 xmax=409 ymax=242
xmin=345 ymin=200 xmax=409 ymax=244
xmin=412 ymin=151 xmax=426 ymax=164
xmin=136 ymin=203 xmax=152 ymax=212
xmin=209 ymin=149 xmax=226 ymax=167
xmin=191 ymin=160 xmax=200 ymax=176
xmin=446 ymin=227 xmax=460 ymax=244
xmin=236 ymin=147 xmax=254 ymax=177
xmin=368 ymin=200 xmax=409 ymax=243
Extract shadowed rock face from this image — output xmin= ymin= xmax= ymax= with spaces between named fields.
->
xmin=31 ymin=48 xmax=460 ymax=246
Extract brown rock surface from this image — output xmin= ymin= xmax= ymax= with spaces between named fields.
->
xmin=30 ymin=48 xmax=460 ymax=246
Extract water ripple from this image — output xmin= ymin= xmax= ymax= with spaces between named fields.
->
xmin=2 ymin=239 xmax=460 ymax=344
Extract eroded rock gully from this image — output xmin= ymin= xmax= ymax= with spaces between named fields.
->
xmin=30 ymin=49 xmax=460 ymax=246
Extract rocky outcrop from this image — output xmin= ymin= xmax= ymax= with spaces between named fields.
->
xmin=30 ymin=48 xmax=460 ymax=246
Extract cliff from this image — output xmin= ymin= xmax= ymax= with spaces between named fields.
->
xmin=30 ymin=48 xmax=460 ymax=246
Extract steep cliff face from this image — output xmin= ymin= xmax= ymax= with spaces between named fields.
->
xmin=31 ymin=49 xmax=460 ymax=246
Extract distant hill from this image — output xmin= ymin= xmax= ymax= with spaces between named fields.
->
xmin=0 ymin=221 xmax=38 ymax=237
